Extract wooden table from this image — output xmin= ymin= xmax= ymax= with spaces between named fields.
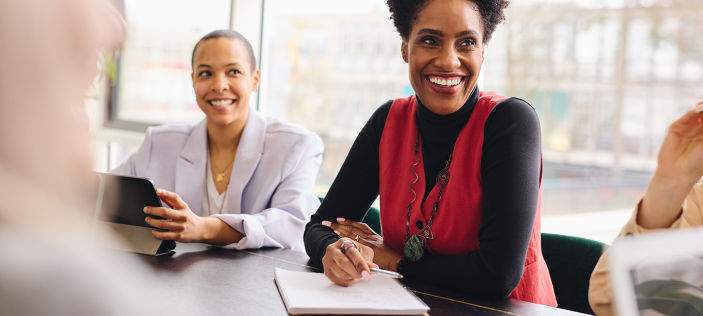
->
xmin=139 ymin=243 xmax=586 ymax=315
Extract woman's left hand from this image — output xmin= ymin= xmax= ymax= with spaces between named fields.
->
xmin=144 ymin=189 xmax=209 ymax=243
xmin=324 ymin=218 xmax=405 ymax=271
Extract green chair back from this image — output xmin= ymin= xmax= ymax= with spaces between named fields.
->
xmin=541 ymin=232 xmax=609 ymax=315
xmin=317 ymin=197 xmax=382 ymax=236
xmin=363 ymin=206 xmax=381 ymax=236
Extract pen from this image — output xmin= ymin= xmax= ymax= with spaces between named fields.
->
xmin=370 ymin=268 xmax=403 ymax=279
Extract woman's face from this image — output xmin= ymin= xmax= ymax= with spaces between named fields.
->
xmin=191 ymin=38 xmax=260 ymax=127
xmin=401 ymin=0 xmax=485 ymax=115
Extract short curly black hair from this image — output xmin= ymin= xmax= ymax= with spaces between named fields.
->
xmin=386 ymin=0 xmax=509 ymax=44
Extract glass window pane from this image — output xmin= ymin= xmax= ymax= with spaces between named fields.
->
xmin=115 ymin=0 xmax=231 ymax=124
xmin=260 ymin=0 xmax=410 ymax=195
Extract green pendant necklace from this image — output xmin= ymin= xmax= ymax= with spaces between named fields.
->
xmin=403 ymin=131 xmax=452 ymax=261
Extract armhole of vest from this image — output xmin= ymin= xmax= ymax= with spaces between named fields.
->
xmin=376 ymin=99 xmax=394 ymax=149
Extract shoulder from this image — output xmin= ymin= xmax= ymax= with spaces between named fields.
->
xmin=491 ymin=97 xmax=538 ymax=118
xmin=370 ymin=100 xmax=393 ymax=125
xmin=264 ymin=117 xmax=323 ymax=152
xmin=138 ymin=121 xmax=203 ymax=165
xmin=485 ymin=97 xmax=540 ymax=129
xmin=265 ymin=117 xmax=320 ymax=142
xmin=146 ymin=121 xmax=200 ymax=142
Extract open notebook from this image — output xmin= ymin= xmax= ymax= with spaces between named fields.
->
xmin=274 ymin=268 xmax=429 ymax=315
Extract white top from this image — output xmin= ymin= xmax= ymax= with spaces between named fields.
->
xmin=201 ymin=151 xmax=230 ymax=217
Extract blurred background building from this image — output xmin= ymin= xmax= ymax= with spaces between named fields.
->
xmin=494 ymin=0 xmax=703 ymax=215
xmin=93 ymin=0 xmax=703 ymax=243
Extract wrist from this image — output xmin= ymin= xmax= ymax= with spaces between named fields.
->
xmin=640 ymin=173 xmax=690 ymax=229
xmin=199 ymin=216 xmax=218 ymax=243
xmin=652 ymin=169 xmax=699 ymax=190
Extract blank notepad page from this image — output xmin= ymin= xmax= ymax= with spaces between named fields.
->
xmin=274 ymin=268 xmax=429 ymax=315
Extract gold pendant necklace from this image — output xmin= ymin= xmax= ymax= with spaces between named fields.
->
xmin=213 ymin=158 xmax=235 ymax=182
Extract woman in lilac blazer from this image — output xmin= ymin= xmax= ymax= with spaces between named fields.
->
xmin=112 ymin=30 xmax=323 ymax=252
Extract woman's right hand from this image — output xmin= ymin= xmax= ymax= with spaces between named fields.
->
xmin=322 ymin=238 xmax=378 ymax=287
xmin=640 ymin=102 xmax=703 ymax=228
xmin=655 ymin=102 xmax=703 ymax=184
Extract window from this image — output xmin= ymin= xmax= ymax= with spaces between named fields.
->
xmin=109 ymin=0 xmax=232 ymax=131
xmin=259 ymin=0 xmax=411 ymax=196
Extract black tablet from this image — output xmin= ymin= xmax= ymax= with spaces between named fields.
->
xmin=98 ymin=173 xmax=167 ymax=226
xmin=94 ymin=173 xmax=176 ymax=255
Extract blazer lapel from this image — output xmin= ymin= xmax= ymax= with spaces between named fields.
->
xmin=226 ymin=107 xmax=265 ymax=215
xmin=175 ymin=119 xmax=208 ymax=216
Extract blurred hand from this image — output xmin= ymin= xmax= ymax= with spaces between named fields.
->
xmin=325 ymin=218 xmax=404 ymax=272
xmin=321 ymin=237 xmax=378 ymax=287
xmin=656 ymin=102 xmax=703 ymax=184
xmin=640 ymin=102 xmax=703 ymax=229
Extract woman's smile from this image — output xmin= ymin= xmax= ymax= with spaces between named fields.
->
xmin=208 ymin=98 xmax=236 ymax=110
xmin=424 ymin=73 xmax=466 ymax=95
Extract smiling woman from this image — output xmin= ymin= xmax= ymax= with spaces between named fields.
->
xmin=112 ymin=30 xmax=324 ymax=252
xmin=303 ymin=0 xmax=558 ymax=306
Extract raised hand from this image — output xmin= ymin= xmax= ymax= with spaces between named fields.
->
xmin=656 ymin=102 xmax=703 ymax=184
xmin=640 ymin=102 xmax=703 ymax=229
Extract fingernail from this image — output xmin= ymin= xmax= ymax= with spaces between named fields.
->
xmin=156 ymin=189 xmax=162 ymax=194
xmin=322 ymin=221 xmax=331 ymax=227
xmin=361 ymin=270 xmax=371 ymax=281
xmin=337 ymin=217 xmax=346 ymax=222
xmin=143 ymin=207 xmax=148 ymax=213
xmin=334 ymin=230 xmax=341 ymax=235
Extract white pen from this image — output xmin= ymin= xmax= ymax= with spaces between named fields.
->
xmin=370 ymin=267 xmax=403 ymax=279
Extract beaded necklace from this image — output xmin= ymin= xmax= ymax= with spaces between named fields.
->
xmin=403 ymin=130 xmax=453 ymax=261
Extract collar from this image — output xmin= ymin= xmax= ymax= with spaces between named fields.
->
xmin=416 ymin=85 xmax=479 ymax=144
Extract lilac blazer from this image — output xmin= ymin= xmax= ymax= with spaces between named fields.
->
xmin=111 ymin=108 xmax=323 ymax=252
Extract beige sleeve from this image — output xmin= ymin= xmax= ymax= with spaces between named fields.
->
xmin=587 ymin=185 xmax=700 ymax=316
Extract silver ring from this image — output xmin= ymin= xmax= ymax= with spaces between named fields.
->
xmin=341 ymin=240 xmax=356 ymax=254
xmin=354 ymin=234 xmax=360 ymax=242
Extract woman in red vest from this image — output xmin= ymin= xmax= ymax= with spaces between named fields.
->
xmin=303 ymin=0 xmax=557 ymax=306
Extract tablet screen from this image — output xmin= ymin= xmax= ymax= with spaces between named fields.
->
xmin=99 ymin=174 xmax=165 ymax=228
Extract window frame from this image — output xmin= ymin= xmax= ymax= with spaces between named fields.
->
xmin=105 ymin=0 xmax=265 ymax=132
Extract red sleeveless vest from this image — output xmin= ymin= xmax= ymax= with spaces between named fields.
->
xmin=379 ymin=93 xmax=557 ymax=307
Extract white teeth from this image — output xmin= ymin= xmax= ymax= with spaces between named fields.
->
xmin=428 ymin=77 xmax=462 ymax=87
xmin=210 ymin=100 xmax=233 ymax=107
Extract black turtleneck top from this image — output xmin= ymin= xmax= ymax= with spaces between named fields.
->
xmin=303 ymin=86 xmax=542 ymax=299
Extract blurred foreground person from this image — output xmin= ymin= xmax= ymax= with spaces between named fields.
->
xmin=589 ymin=101 xmax=703 ymax=316
xmin=0 ymin=0 xmax=170 ymax=315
